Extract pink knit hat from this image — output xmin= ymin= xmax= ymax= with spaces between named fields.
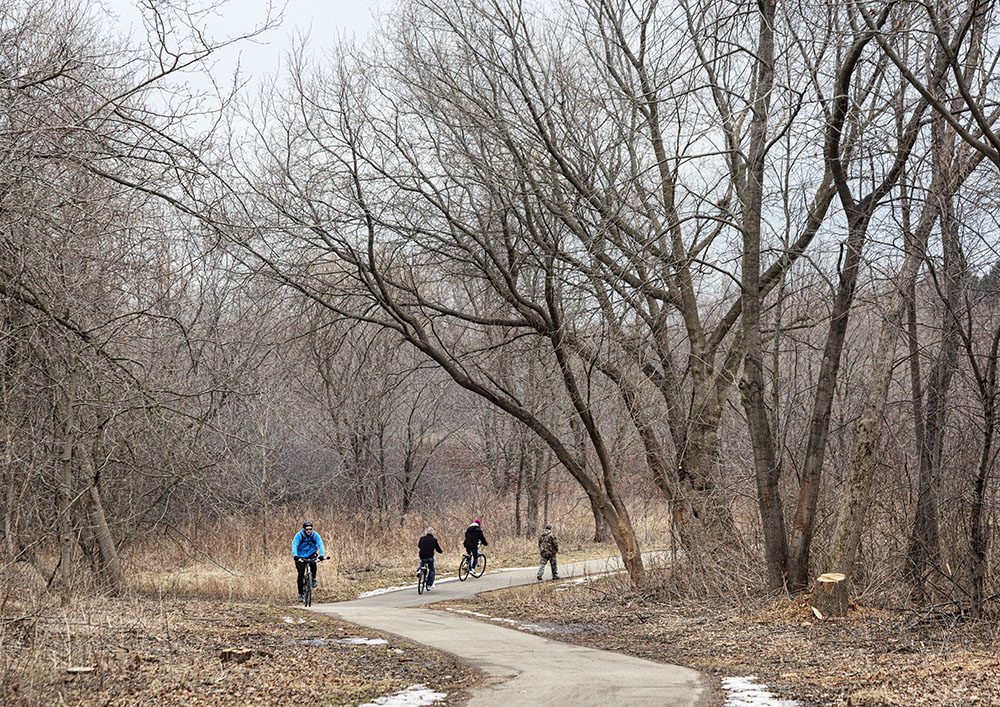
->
xmin=473 ymin=519 xmax=481 ymax=526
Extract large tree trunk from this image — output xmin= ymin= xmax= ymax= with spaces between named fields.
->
xmin=738 ymin=0 xmax=788 ymax=592
xmin=673 ymin=378 xmax=737 ymax=542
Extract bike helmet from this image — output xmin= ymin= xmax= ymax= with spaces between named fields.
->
xmin=303 ymin=521 xmax=313 ymax=529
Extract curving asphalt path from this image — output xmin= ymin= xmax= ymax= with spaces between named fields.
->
xmin=311 ymin=555 xmax=706 ymax=706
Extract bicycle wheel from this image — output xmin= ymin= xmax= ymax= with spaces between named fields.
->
xmin=458 ymin=555 xmax=470 ymax=581
xmin=472 ymin=553 xmax=486 ymax=578
xmin=417 ymin=566 xmax=426 ymax=594
xmin=303 ymin=565 xmax=313 ymax=607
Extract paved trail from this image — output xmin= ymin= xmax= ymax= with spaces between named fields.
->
xmin=311 ymin=556 xmax=706 ymax=706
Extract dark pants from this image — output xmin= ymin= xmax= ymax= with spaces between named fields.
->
xmin=465 ymin=545 xmax=480 ymax=570
xmin=537 ymin=555 xmax=558 ymax=580
xmin=418 ymin=558 xmax=436 ymax=587
xmin=295 ymin=556 xmax=317 ymax=594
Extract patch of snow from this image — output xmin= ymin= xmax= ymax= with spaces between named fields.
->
xmin=560 ymin=570 xmax=621 ymax=585
xmin=359 ymin=684 xmax=446 ymax=706
xmin=444 ymin=608 xmax=550 ymax=633
xmin=722 ymin=676 xmax=799 ymax=707
xmin=357 ymin=576 xmax=459 ymax=599
xmin=444 ymin=608 xmax=491 ymax=618
xmin=336 ymin=637 xmax=389 ymax=646
xmin=393 ymin=648 xmax=404 ymax=654
xmin=282 ymin=616 xmax=306 ymax=624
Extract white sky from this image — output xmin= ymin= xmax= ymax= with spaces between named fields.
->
xmin=97 ymin=0 xmax=385 ymax=85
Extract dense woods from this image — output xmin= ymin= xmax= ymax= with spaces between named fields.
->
xmin=2 ymin=0 xmax=1000 ymax=617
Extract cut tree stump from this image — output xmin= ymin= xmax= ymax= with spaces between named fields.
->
xmin=811 ymin=573 xmax=848 ymax=618
xmin=219 ymin=648 xmax=254 ymax=664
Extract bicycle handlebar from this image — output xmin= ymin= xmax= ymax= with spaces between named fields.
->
xmin=294 ymin=555 xmax=326 ymax=561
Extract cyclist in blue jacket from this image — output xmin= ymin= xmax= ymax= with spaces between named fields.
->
xmin=292 ymin=521 xmax=325 ymax=602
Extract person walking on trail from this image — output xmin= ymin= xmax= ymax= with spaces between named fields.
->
xmin=464 ymin=518 xmax=488 ymax=571
xmin=537 ymin=524 xmax=559 ymax=581
xmin=292 ymin=521 xmax=325 ymax=603
xmin=417 ymin=527 xmax=444 ymax=590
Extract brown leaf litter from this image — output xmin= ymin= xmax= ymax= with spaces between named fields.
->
xmin=436 ymin=580 xmax=1000 ymax=706
xmin=1 ymin=598 xmax=478 ymax=706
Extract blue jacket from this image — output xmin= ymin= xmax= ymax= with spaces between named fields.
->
xmin=292 ymin=529 xmax=325 ymax=558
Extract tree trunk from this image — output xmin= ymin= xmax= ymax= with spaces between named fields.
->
xmin=812 ymin=206 xmax=930 ymax=615
xmin=969 ymin=325 xmax=1000 ymax=618
xmin=524 ymin=445 xmax=542 ymax=536
xmin=514 ymin=438 xmax=523 ymax=536
xmin=673 ymin=386 xmax=737 ymax=542
xmin=3 ymin=474 xmax=14 ymax=560
xmin=59 ymin=388 xmax=75 ymax=607
xmin=788 ymin=209 xmax=871 ymax=590
xmin=736 ymin=0 xmax=788 ymax=593
xmin=590 ymin=494 xmax=610 ymax=543
xmin=542 ymin=448 xmax=550 ymax=527
xmin=81 ymin=446 xmax=122 ymax=591
xmin=904 ymin=174 xmax=962 ymax=597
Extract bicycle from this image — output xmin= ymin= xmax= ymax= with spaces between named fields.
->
xmin=417 ymin=561 xmax=430 ymax=595
xmin=296 ymin=555 xmax=325 ymax=607
xmin=458 ymin=549 xmax=486 ymax=581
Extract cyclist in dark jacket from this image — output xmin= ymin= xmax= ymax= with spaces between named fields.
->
xmin=463 ymin=519 xmax=488 ymax=571
xmin=292 ymin=521 xmax=325 ymax=602
xmin=417 ymin=528 xmax=443 ymax=590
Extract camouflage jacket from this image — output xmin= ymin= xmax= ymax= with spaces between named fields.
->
xmin=538 ymin=529 xmax=559 ymax=558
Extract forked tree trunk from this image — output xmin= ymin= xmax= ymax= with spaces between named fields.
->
xmin=813 ymin=205 xmax=930 ymax=616
xmin=81 ymin=446 xmax=122 ymax=591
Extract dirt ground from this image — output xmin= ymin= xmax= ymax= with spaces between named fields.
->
xmin=437 ymin=578 xmax=1000 ymax=706
xmin=0 ymin=597 xmax=478 ymax=706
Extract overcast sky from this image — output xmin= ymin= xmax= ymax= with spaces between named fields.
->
xmin=99 ymin=0 xmax=385 ymax=84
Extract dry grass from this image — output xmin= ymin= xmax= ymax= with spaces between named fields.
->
xmin=128 ymin=497 xmax=676 ymax=603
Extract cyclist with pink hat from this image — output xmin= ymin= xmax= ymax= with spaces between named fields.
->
xmin=463 ymin=518 xmax=489 ymax=573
